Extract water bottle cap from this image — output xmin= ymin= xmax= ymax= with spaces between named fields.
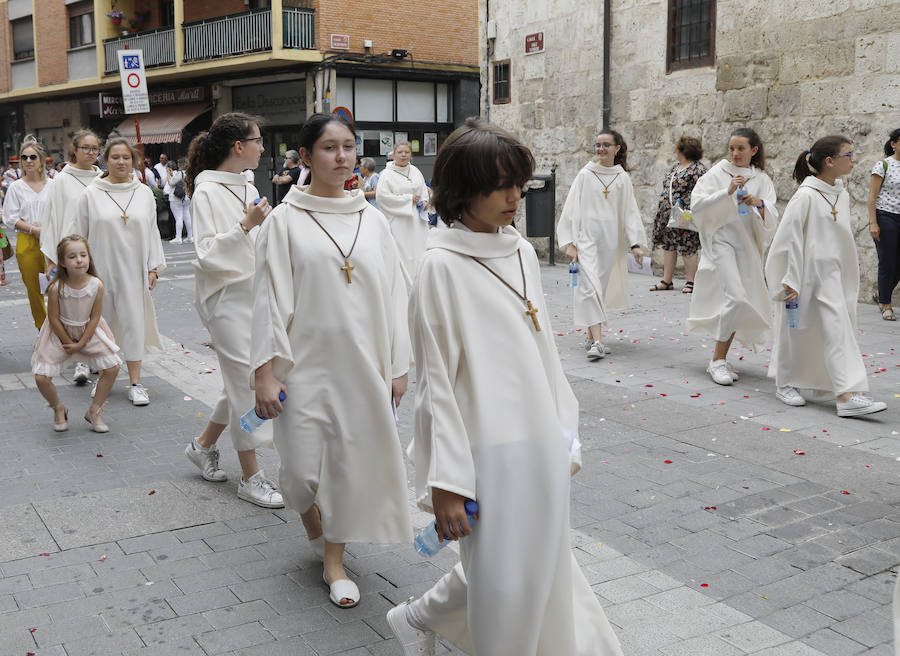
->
xmin=253 ymin=197 xmax=262 ymax=205
xmin=464 ymin=500 xmax=478 ymax=515
xmin=278 ymin=391 xmax=286 ymax=401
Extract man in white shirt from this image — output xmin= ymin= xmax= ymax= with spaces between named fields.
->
xmin=154 ymin=154 xmax=169 ymax=190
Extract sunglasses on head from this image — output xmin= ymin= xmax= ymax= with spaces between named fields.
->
xmin=21 ymin=154 xmax=39 ymax=161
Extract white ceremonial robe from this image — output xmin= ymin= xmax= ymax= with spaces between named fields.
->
xmin=250 ymin=186 xmax=412 ymax=544
xmin=39 ymin=164 xmax=101 ymax=262
xmin=192 ymin=170 xmax=273 ymax=451
xmin=765 ymin=177 xmax=866 ymax=394
xmin=70 ymin=175 xmax=165 ymax=361
xmin=408 ymin=224 xmax=622 ymax=656
xmin=375 ymin=161 xmax=430 ymax=279
xmin=557 ymin=162 xmax=647 ymax=326
xmin=687 ymin=160 xmax=778 ymax=351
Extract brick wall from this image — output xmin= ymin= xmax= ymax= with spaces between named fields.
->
xmin=35 ymin=0 xmax=68 ymax=86
xmin=183 ymin=0 xmax=248 ymax=24
xmin=315 ymin=0 xmax=477 ymax=66
xmin=0 ymin=2 xmax=10 ymax=94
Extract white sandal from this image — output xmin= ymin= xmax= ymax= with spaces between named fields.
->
xmin=324 ymin=573 xmax=360 ymax=608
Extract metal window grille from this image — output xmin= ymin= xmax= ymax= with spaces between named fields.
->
xmin=493 ymin=60 xmax=510 ymax=104
xmin=282 ymin=7 xmax=315 ymax=49
xmin=667 ymin=0 xmax=715 ymax=72
xmin=104 ymin=28 xmax=176 ymax=74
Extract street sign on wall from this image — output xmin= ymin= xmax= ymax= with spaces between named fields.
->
xmin=117 ymin=49 xmax=150 ymax=114
xmin=525 ymin=32 xmax=544 ymax=55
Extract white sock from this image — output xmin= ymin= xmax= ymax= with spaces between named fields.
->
xmin=192 ymin=438 xmax=210 ymax=452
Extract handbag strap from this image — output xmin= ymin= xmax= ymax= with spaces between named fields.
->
xmin=668 ymin=166 xmax=676 ymax=206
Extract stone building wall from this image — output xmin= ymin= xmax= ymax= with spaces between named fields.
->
xmin=479 ymin=0 xmax=900 ymax=302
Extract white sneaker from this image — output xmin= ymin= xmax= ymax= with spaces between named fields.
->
xmin=837 ymin=395 xmax=887 ymax=418
xmin=73 ymin=362 xmax=90 ymax=385
xmin=184 ymin=237 xmax=193 ymax=244
xmin=127 ymin=383 xmax=150 ymax=406
xmin=776 ymin=386 xmax=806 ymax=406
xmin=586 ymin=341 xmax=606 ymax=361
xmin=386 ymin=599 xmax=436 ymax=656
xmin=184 ymin=439 xmax=227 ymax=482
xmin=237 ymin=471 xmax=284 ymax=508
xmin=725 ymin=361 xmax=739 ymax=381
xmin=707 ymin=359 xmax=733 ymax=386
xmin=169 ymin=237 xmax=182 ymax=244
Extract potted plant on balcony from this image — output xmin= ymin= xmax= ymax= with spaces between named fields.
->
xmin=106 ymin=10 xmax=125 ymax=26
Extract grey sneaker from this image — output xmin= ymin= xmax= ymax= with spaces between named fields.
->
xmin=586 ymin=341 xmax=606 ymax=361
xmin=237 ymin=471 xmax=284 ymax=508
xmin=127 ymin=383 xmax=150 ymax=406
xmin=386 ymin=599 xmax=436 ymax=656
xmin=837 ymin=395 xmax=887 ymax=418
xmin=73 ymin=362 xmax=90 ymax=385
xmin=184 ymin=440 xmax=227 ymax=482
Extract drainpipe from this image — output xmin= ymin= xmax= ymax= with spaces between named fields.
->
xmin=602 ymin=0 xmax=611 ymax=130
xmin=484 ymin=0 xmax=491 ymax=121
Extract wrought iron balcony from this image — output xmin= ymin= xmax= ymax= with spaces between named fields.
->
xmin=183 ymin=9 xmax=272 ymax=63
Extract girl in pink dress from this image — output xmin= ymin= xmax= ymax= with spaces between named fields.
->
xmin=32 ymin=235 xmax=121 ymax=433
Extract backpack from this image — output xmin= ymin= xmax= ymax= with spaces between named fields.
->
xmin=172 ymin=176 xmax=185 ymax=200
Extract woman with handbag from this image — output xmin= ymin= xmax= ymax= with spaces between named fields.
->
xmin=557 ymin=129 xmax=647 ymax=361
xmin=165 ymin=159 xmax=192 ymax=244
xmin=650 ymin=136 xmax=706 ymax=293
xmin=3 ymin=136 xmax=54 ymax=329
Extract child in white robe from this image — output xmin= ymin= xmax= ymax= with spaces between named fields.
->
xmin=557 ymin=129 xmax=647 ymax=361
xmin=386 ymin=119 xmax=623 ymax=656
xmin=252 ymin=114 xmax=412 ymax=610
xmin=181 ymin=112 xmax=284 ymax=508
xmin=376 ymin=141 xmax=430 ymax=279
xmin=687 ymin=128 xmax=778 ymax=386
xmin=766 ymin=135 xmax=887 ymax=417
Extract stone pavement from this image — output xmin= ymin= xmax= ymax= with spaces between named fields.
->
xmin=0 ymin=241 xmax=898 ymax=655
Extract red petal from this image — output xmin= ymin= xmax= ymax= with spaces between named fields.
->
xmin=700 ymin=583 xmax=709 ymax=587
xmin=664 ymin=460 xmax=673 ymax=464
xmin=96 ymin=454 xmax=103 ymax=458
xmin=793 ymin=450 xmax=806 ymax=455
xmin=38 ymin=553 xmax=50 ymax=556
xmin=762 ymin=427 xmax=771 ymax=431
xmin=841 ymin=490 xmax=851 ymax=495
xmin=148 ymin=490 xmax=156 ymax=495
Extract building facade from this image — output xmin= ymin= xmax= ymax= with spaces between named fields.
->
xmin=0 ymin=0 xmax=478 ymax=198
xmin=479 ymin=0 xmax=900 ymax=301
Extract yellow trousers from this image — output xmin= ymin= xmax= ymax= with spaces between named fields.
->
xmin=16 ymin=232 xmax=46 ymax=329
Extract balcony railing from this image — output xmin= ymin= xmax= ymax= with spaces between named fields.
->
xmin=184 ymin=9 xmax=272 ymax=63
xmin=104 ymin=27 xmax=176 ymax=74
xmin=283 ymin=7 xmax=315 ymax=50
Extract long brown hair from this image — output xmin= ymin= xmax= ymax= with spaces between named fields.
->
xmin=50 ymin=235 xmax=99 ymax=290
xmin=185 ymin=112 xmax=261 ymax=196
xmin=68 ymin=129 xmax=101 ymax=164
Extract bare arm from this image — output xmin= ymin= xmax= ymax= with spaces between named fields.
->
xmin=46 ymin=285 xmax=74 ymax=346
xmin=869 ymin=174 xmax=882 ymax=241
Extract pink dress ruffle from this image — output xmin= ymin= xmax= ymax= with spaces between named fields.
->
xmin=32 ymin=277 xmax=121 ymax=377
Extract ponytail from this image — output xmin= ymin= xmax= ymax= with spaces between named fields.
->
xmin=884 ymin=128 xmax=900 ymax=157
xmin=185 ymin=112 xmax=261 ymax=197
xmin=792 ymin=135 xmax=851 ymax=184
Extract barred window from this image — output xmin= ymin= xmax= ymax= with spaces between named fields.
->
xmin=492 ymin=60 xmax=510 ymax=105
xmin=666 ymin=0 xmax=716 ymax=72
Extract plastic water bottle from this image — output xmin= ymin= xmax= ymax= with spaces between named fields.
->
xmin=736 ymin=187 xmax=750 ymax=215
xmin=785 ymin=300 xmax=799 ymax=328
xmin=414 ymin=500 xmax=479 ymax=557
xmin=240 ymin=391 xmax=286 ymax=433
xmin=569 ymin=261 xmax=579 ymax=287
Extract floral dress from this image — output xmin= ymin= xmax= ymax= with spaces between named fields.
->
xmin=652 ymin=161 xmax=706 ymax=255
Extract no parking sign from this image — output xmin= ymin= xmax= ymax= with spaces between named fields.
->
xmin=117 ymin=50 xmax=150 ymax=114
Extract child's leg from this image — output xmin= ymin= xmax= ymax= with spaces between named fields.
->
xmin=35 ymin=374 xmax=64 ymax=422
xmin=91 ymin=366 xmax=118 ymax=407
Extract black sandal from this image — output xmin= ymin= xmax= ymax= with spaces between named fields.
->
xmin=650 ymin=280 xmax=674 ymax=291
xmin=682 ymin=281 xmax=694 ymax=294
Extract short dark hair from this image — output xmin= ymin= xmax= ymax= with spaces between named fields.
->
xmin=730 ymin=127 xmax=765 ymax=170
xmin=431 ymin=118 xmax=535 ymax=225
xmin=884 ymin=128 xmax=900 ymax=157
xmin=676 ymin=135 xmax=703 ymax=161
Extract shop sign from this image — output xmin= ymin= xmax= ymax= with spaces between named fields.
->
xmin=100 ymin=86 xmax=208 ymax=118
xmin=525 ymin=32 xmax=544 ymax=55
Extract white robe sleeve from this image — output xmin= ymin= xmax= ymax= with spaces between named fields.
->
xmin=765 ymin=191 xmax=809 ymax=300
xmin=750 ymin=173 xmax=778 ymax=253
xmin=411 ymin=255 xmax=477 ymax=509
xmin=71 ymin=191 xmax=91 ymax=239
xmin=376 ymin=171 xmax=413 ymax=217
xmin=622 ymin=174 xmax=648 ymax=249
xmin=192 ymin=188 xmax=254 ymax=291
xmin=3 ymin=185 xmax=22 ymax=230
xmin=384 ymin=221 xmax=411 ymax=378
xmin=556 ymin=171 xmax=584 ymax=248
xmin=250 ymin=210 xmax=296 ymax=384
xmin=39 ymin=188 xmax=56 ymax=260
xmin=690 ymin=174 xmax=735 ymax=236
xmin=143 ymin=190 xmax=166 ymax=274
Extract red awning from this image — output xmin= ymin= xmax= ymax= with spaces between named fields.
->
xmin=113 ymin=103 xmax=210 ymax=144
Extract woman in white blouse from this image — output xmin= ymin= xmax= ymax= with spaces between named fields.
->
xmin=3 ymin=136 xmax=53 ymax=329
xmin=164 ymin=159 xmax=192 ymax=244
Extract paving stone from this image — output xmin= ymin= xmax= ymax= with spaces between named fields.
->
xmin=173 ymin=567 xmax=244 ymax=595
xmin=836 ymin=546 xmax=899 ymax=576
xmin=204 ymin=529 xmax=270 ymax=552
xmin=15 ymin=581 xmax=84 ymax=609
xmin=803 ymin=627 xmax=868 ymax=655
xmin=60 ymin=628 xmax=144 ymax=656
xmin=233 ymin=636 xmax=315 ymax=656
xmin=194 ymin=621 xmax=275 ymax=654
xmin=119 ymin=532 xmax=182 ymax=555
xmin=134 ymin=614 xmax=214 ymax=645
xmin=32 ymin=615 xmax=110 ymax=648
xmin=123 ymin=635 xmax=208 ymax=655
xmin=717 ymin=620 xmax=792 ymax=651
xmin=760 ymin=603 xmax=835 ymax=639
xmin=202 ymin=599 xmax=278 ymax=630
xmin=303 ymin=619 xmax=384 ymax=655
xmin=831 ymin=610 xmax=893 ymax=648
xmin=260 ymin=606 xmax=337 ymax=639
xmin=805 ymin=589 xmax=882 ymax=622
xmin=172 ymin=522 xmax=235 ymax=543
xmin=659 ymin=634 xmax=744 ymax=655
xmin=167 ymin=587 xmax=240 ymax=616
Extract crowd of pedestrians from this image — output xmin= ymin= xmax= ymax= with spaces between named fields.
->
xmin=0 ymin=115 xmax=895 ymax=656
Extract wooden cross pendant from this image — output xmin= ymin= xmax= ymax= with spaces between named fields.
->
xmin=603 ymin=188 xmax=610 ymax=199
xmin=341 ymin=259 xmax=355 ymax=284
xmin=831 ymin=207 xmax=838 ymax=221
xmin=121 ymin=214 xmax=128 ymax=225
xmin=525 ymin=300 xmax=541 ymax=331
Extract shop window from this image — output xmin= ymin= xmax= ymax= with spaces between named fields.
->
xmin=436 ymin=83 xmax=450 ymax=123
xmin=492 ymin=60 xmax=510 ymax=104
xmin=354 ymin=78 xmax=393 ymax=122
xmin=397 ymin=81 xmax=435 ymax=123
xmin=68 ymin=1 xmax=94 ymax=49
xmin=336 ymin=77 xmax=354 ymax=114
xmin=666 ymin=0 xmax=715 ymax=72
xmin=11 ymin=16 xmax=34 ymax=61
